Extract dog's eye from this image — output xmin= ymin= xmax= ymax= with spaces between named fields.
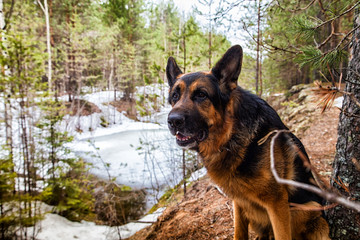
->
xmin=195 ymin=91 xmax=207 ymax=100
xmin=172 ymin=92 xmax=180 ymax=101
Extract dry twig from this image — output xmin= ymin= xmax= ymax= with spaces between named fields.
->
xmin=290 ymin=202 xmax=338 ymax=211
xmin=313 ymin=76 xmax=360 ymax=113
xmin=268 ymin=130 xmax=360 ymax=212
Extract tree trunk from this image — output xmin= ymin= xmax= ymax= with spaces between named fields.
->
xmin=326 ymin=7 xmax=360 ymax=239
xmin=37 ymin=0 xmax=52 ymax=90
xmin=259 ymin=49 xmax=262 ymax=96
xmin=255 ymin=0 xmax=261 ymax=96
xmin=208 ymin=2 xmax=211 ymax=69
xmin=108 ymin=49 xmax=114 ymax=91
xmin=183 ymin=31 xmax=186 ymax=73
xmin=1 ymin=0 xmax=15 ymax=195
xmin=43 ymin=0 xmax=51 ymax=91
xmin=0 ymin=0 xmax=4 ymax=31
xmin=183 ymin=150 xmax=186 ymax=196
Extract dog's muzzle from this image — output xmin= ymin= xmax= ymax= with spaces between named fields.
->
xmin=168 ymin=112 xmax=208 ymax=148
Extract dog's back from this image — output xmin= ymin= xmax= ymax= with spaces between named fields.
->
xmin=230 ymin=88 xmax=328 ymax=239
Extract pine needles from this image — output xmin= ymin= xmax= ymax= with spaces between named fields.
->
xmin=313 ymin=80 xmax=338 ymax=113
xmin=291 ymin=15 xmax=319 ymax=40
xmin=296 ymin=47 xmax=347 ymax=70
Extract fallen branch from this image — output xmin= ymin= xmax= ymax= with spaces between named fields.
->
xmin=268 ymin=130 xmax=360 ymax=212
xmin=290 ymin=202 xmax=338 ymax=211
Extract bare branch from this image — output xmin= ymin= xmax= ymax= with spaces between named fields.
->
xmin=36 ymin=0 xmax=45 ymax=13
xmin=314 ymin=1 xmax=360 ymax=30
xmin=292 ymin=144 xmax=330 ymax=190
xmin=275 ymin=0 xmax=316 ymax=13
xmin=313 ymin=76 xmax=360 ymax=111
xmin=263 ymin=42 xmax=300 ymax=54
xmin=3 ymin=0 xmax=15 ymax=30
xmin=340 ymin=108 xmax=360 ymax=119
xmin=268 ymin=130 xmax=360 ymax=212
xmin=290 ymin=202 xmax=338 ymax=211
xmin=341 ymin=91 xmax=360 ymax=108
xmin=338 ymin=24 xmax=360 ymax=50
xmin=317 ymin=21 xmax=334 ymax=49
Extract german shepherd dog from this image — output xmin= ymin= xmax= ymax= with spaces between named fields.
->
xmin=166 ymin=45 xmax=330 ymax=240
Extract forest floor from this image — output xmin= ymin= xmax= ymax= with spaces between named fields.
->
xmin=127 ymin=84 xmax=342 ymax=240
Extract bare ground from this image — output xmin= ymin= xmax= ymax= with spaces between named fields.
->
xmin=64 ymin=99 xmax=102 ymax=116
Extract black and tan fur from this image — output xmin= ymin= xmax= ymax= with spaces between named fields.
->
xmin=166 ymin=45 xmax=329 ymax=240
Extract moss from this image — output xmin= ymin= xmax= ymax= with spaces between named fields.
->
xmin=100 ymin=116 xmax=109 ymax=127
xmin=148 ymin=186 xmax=179 ymax=214
xmin=281 ymin=100 xmax=300 ymax=108
xmin=148 ymin=179 xmax=199 ymax=214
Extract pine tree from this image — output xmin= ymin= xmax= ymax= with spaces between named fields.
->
xmin=0 ymin=11 xmax=48 ymax=235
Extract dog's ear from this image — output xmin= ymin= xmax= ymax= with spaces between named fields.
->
xmin=211 ymin=45 xmax=243 ymax=89
xmin=166 ymin=57 xmax=183 ymax=88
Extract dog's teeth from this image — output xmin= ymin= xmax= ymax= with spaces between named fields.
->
xmin=175 ymin=133 xmax=192 ymax=142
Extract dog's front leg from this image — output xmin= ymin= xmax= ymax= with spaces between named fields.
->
xmin=233 ymin=201 xmax=249 ymax=240
xmin=266 ymin=200 xmax=291 ymax=240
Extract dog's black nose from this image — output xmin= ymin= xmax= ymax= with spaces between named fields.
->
xmin=168 ymin=112 xmax=185 ymax=129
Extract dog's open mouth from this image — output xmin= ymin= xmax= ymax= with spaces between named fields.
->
xmin=175 ymin=130 xmax=207 ymax=148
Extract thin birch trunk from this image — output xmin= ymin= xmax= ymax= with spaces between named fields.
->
xmin=37 ymin=0 xmax=52 ymax=90
xmin=255 ymin=0 xmax=261 ymax=96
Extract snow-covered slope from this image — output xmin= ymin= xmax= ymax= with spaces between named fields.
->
xmin=28 ymin=208 xmax=165 ymax=240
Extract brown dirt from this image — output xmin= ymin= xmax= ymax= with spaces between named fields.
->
xmin=109 ymin=99 xmax=137 ymax=120
xmin=129 ymin=178 xmax=237 ymax=240
xmin=300 ymin=107 xmax=340 ymax=181
xmin=63 ymin=97 xmax=137 ymax=119
xmin=64 ymin=99 xmax=101 ymax=116
xmin=128 ymin=85 xmax=340 ymax=240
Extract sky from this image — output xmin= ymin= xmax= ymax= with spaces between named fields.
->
xmin=173 ymin=0 xmax=195 ymax=13
xmin=171 ymin=0 xmax=245 ymax=47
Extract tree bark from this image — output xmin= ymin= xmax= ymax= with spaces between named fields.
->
xmin=326 ymin=7 xmax=360 ymax=240
xmin=183 ymin=150 xmax=186 ymax=196
xmin=37 ymin=0 xmax=52 ymax=91
xmin=183 ymin=29 xmax=186 ymax=73
xmin=208 ymin=2 xmax=211 ymax=69
xmin=0 ymin=0 xmax=4 ymax=31
xmin=255 ymin=0 xmax=261 ymax=97
xmin=1 ymin=0 xmax=15 ymax=195
xmin=108 ymin=49 xmax=114 ymax=91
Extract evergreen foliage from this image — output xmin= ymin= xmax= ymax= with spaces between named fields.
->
xmin=37 ymin=99 xmax=94 ymax=221
xmin=0 ymin=0 xmax=232 ymax=235
xmin=264 ymin=0 xmax=355 ymax=88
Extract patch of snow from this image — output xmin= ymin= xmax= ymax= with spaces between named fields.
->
xmin=75 ymin=120 xmax=165 ymax=140
xmin=137 ymin=207 xmax=166 ymax=223
xmin=189 ymin=167 xmax=207 ymax=182
xmin=334 ymin=96 xmax=343 ymax=108
xmin=29 ymin=207 xmax=166 ymax=240
xmin=2 ymin=86 xmax=184 ymax=240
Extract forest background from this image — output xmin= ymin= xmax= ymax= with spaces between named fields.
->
xmin=0 ymin=0 xmax=359 ymax=239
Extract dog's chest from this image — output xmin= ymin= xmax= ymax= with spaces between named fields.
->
xmin=206 ymin=166 xmax=255 ymax=199
xmin=207 ymin=170 xmax=272 ymax=226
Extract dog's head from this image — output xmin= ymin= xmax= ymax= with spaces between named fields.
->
xmin=166 ymin=45 xmax=243 ymax=150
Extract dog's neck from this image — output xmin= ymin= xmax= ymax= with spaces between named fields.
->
xmin=199 ymin=127 xmax=254 ymax=173
xmin=197 ymin=92 xmax=256 ymax=175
